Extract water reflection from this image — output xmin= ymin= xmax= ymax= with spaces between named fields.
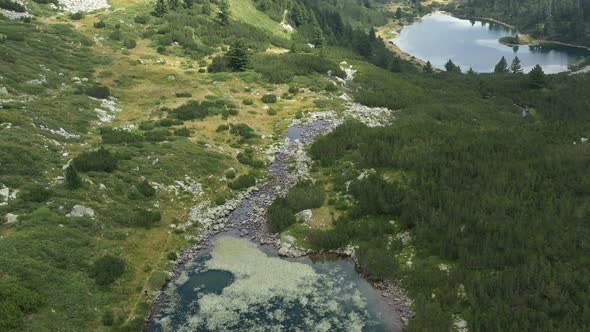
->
xmin=393 ymin=12 xmax=590 ymax=73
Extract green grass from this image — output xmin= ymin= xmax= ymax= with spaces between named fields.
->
xmin=230 ymin=0 xmax=292 ymax=40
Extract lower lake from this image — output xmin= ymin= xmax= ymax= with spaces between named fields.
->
xmin=392 ymin=12 xmax=590 ymax=73
xmin=148 ymin=236 xmax=400 ymax=331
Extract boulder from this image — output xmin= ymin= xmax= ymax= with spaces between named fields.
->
xmin=0 ymin=87 xmax=8 ymax=95
xmin=295 ymin=209 xmax=312 ymax=223
xmin=68 ymin=205 xmax=95 ymax=218
xmin=5 ymin=213 xmax=18 ymax=224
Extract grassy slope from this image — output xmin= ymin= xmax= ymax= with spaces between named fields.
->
xmin=229 ymin=0 xmax=292 ymax=40
xmin=0 ymin=1 xmax=343 ymax=330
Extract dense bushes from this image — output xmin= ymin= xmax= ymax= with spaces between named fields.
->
xmin=132 ymin=208 xmax=162 ymax=228
xmin=171 ymin=98 xmax=237 ymax=120
xmin=229 ymin=123 xmax=258 ymax=140
xmin=0 ymin=281 xmax=43 ymax=331
xmin=251 ymin=53 xmax=345 ymax=83
xmin=0 ymin=0 xmax=25 ymax=12
xmin=261 ymin=94 xmax=277 ymax=103
xmin=228 ymin=174 xmax=256 ymax=190
xmin=84 ymin=84 xmax=111 ymax=99
xmin=90 ymin=256 xmax=126 ymax=286
xmin=267 ymin=181 xmax=324 ymax=232
xmin=100 ymin=127 xmax=143 ymax=144
xmin=73 ymin=148 xmax=117 ymax=172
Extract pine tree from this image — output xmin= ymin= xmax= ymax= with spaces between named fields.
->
xmin=494 ymin=56 xmax=509 ymax=73
xmin=389 ymin=58 xmax=402 ymax=73
xmin=218 ymin=0 xmax=230 ymax=26
xmin=227 ymin=40 xmax=250 ymax=72
xmin=65 ymin=165 xmax=82 ymax=189
xmin=424 ymin=61 xmax=433 ymax=73
xmin=168 ymin=0 xmax=178 ymax=10
xmin=395 ymin=7 xmax=402 ymax=20
xmin=183 ymin=0 xmax=193 ymax=9
xmin=311 ymin=24 xmax=325 ymax=48
xmin=445 ymin=59 xmax=460 ymax=73
xmin=369 ymin=27 xmax=376 ymax=42
xmin=467 ymin=67 xmax=476 ymax=75
xmin=529 ymin=64 xmax=546 ymax=89
xmin=510 ymin=56 xmax=523 ymax=74
xmin=153 ymin=0 xmax=167 ymax=17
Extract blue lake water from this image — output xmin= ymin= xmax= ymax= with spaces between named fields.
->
xmin=148 ymin=236 xmax=400 ymax=331
xmin=393 ymin=12 xmax=590 ymax=73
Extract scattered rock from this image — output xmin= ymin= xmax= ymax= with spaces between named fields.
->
xmin=295 ymin=209 xmax=312 ymax=223
xmin=67 ymin=205 xmax=95 ymax=218
xmin=5 ymin=213 xmax=18 ymax=224
xmin=0 ymin=87 xmax=8 ymax=95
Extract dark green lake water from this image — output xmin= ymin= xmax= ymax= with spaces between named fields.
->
xmin=393 ymin=12 xmax=590 ymax=73
xmin=148 ymin=236 xmax=399 ymax=331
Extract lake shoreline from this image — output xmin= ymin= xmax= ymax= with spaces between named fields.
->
xmin=452 ymin=14 xmax=590 ymax=51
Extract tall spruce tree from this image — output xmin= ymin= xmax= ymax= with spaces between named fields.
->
xmin=218 ymin=0 xmax=230 ymax=26
xmin=494 ymin=56 xmax=509 ymax=73
xmin=445 ymin=59 xmax=460 ymax=73
xmin=153 ymin=0 xmax=167 ymax=17
xmin=65 ymin=165 xmax=82 ymax=189
xmin=529 ymin=64 xmax=546 ymax=88
xmin=424 ymin=61 xmax=433 ymax=73
xmin=510 ymin=56 xmax=523 ymax=73
xmin=227 ymin=40 xmax=250 ymax=71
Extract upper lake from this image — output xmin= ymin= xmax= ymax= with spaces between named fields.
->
xmin=392 ymin=12 xmax=590 ymax=73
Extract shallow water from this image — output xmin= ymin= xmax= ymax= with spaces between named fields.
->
xmin=393 ymin=12 xmax=590 ymax=73
xmin=148 ymin=236 xmax=399 ymax=331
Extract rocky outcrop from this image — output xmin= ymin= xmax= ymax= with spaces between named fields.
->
xmin=67 ymin=205 xmax=95 ymax=218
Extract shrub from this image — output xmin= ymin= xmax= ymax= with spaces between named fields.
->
xmin=230 ymin=123 xmax=258 ymax=140
xmin=123 ymin=39 xmax=137 ymax=49
xmin=325 ymin=82 xmax=338 ymax=92
xmin=102 ymin=309 xmax=115 ymax=326
xmin=225 ymin=169 xmax=236 ymax=179
xmin=228 ymin=174 xmax=256 ymax=190
xmin=134 ymin=14 xmax=150 ymax=24
xmin=174 ymin=127 xmax=191 ymax=137
xmin=109 ymin=29 xmax=122 ymax=41
xmin=69 ymin=12 xmax=85 ymax=20
xmin=0 ymin=281 xmax=43 ymax=331
xmin=90 ymin=256 xmax=126 ymax=286
xmin=175 ymin=91 xmax=192 ymax=98
xmin=84 ymin=84 xmax=110 ymax=99
xmin=0 ymin=0 xmax=26 ymax=12
xmin=73 ymin=148 xmax=118 ymax=172
xmin=288 ymin=85 xmax=300 ymax=94
xmin=267 ymin=108 xmax=277 ymax=116
xmin=136 ymin=180 xmax=156 ymax=197
xmin=285 ymin=181 xmax=325 ymax=212
xmin=144 ymin=128 xmax=169 ymax=142
xmin=242 ymin=98 xmax=254 ymax=105
xmin=20 ymin=185 xmax=52 ymax=203
xmin=65 ymin=165 xmax=82 ymax=189
xmin=156 ymin=45 xmax=166 ymax=54
xmin=216 ymin=124 xmax=230 ymax=132
xmin=100 ymin=127 xmax=143 ymax=144
xmin=207 ymin=56 xmax=231 ymax=73
xmin=133 ymin=208 xmax=161 ymax=228
xmin=267 ymin=200 xmax=297 ymax=232
xmin=94 ymin=20 xmax=106 ymax=29
xmin=167 ymin=251 xmax=178 ymax=261
xmin=172 ymin=100 xmax=208 ymax=120
xmin=261 ymin=94 xmax=277 ymax=103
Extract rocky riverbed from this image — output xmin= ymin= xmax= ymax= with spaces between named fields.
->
xmin=147 ymin=64 xmax=413 ymax=328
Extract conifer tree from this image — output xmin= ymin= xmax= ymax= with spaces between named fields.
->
xmin=168 ymin=0 xmax=178 ymax=10
xmin=227 ymin=40 xmax=250 ymax=71
xmin=529 ymin=64 xmax=546 ymax=88
xmin=65 ymin=165 xmax=82 ymax=189
xmin=494 ymin=56 xmax=509 ymax=73
xmin=445 ymin=59 xmax=460 ymax=73
xmin=510 ymin=56 xmax=523 ymax=74
xmin=424 ymin=61 xmax=433 ymax=73
xmin=218 ymin=0 xmax=230 ymax=26
xmin=154 ymin=0 xmax=167 ymax=17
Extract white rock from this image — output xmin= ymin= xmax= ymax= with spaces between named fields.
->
xmin=295 ymin=209 xmax=312 ymax=223
xmin=68 ymin=205 xmax=95 ymax=218
xmin=5 ymin=213 xmax=18 ymax=224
